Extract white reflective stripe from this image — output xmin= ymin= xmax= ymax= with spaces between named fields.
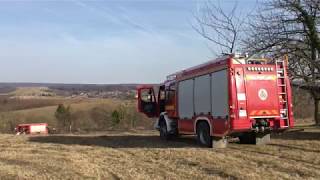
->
xmin=239 ymin=110 xmax=247 ymax=117
xmin=237 ymin=93 xmax=246 ymax=101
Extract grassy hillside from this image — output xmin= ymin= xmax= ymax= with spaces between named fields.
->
xmin=0 ymin=85 xmax=150 ymax=133
xmin=0 ymin=96 xmax=87 ymax=113
xmin=0 ymin=83 xmax=137 ymax=99
xmin=0 ymin=99 xmax=153 ymax=133
xmin=9 ymin=87 xmax=56 ymax=97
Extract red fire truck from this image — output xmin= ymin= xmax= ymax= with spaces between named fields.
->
xmin=15 ymin=123 xmax=48 ymax=135
xmin=137 ymin=54 xmax=294 ymax=148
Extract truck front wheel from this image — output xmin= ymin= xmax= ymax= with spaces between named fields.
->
xmin=159 ymin=120 xmax=170 ymax=140
xmin=196 ymin=122 xmax=212 ymax=147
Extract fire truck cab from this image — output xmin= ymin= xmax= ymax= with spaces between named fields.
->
xmin=137 ymin=54 xmax=294 ymax=148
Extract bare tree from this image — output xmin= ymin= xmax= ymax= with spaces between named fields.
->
xmin=194 ymin=0 xmax=248 ymax=55
xmin=245 ymin=0 xmax=320 ymax=124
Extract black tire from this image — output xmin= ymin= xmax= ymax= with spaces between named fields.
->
xmin=196 ymin=122 xmax=212 ymax=147
xmin=159 ymin=120 xmax=170 ymax=140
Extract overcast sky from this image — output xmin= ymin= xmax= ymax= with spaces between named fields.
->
xmin=0 ymin=0 xmax=258 ymax=84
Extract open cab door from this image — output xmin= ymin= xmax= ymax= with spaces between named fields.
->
xmin=137 ymin=85 xmax=158 ymax=118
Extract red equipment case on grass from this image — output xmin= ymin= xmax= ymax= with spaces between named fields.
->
xmin=15 ymin=123 xmax=48 ymax=135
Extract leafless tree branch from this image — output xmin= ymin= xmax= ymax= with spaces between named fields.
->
xmin=193 ymin=0 xmax=249 ymax=55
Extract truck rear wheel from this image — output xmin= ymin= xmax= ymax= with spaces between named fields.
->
xmin=196 ymin=122 xmax=212 ymax=147
xmin=239 ymin=132 xmax=271 ymax=145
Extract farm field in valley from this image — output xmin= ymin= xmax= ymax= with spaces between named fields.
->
xmin=0 ymin=125 xmax=319 ymax=180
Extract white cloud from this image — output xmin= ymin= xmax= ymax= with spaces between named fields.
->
xmin=71 ymin=0 xmax=151 ymax=34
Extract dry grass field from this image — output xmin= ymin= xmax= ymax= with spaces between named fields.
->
xmin=0 ymin=125 xmax=319 ymax=180
xmin=0 ymin=99 xmax=113 ymax=132
xmin=9 ymin=87 xmax=56 ymax=97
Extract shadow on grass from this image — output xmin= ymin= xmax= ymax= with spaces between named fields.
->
xmin=272 ymin=129 xmax=320 ymax=141
xmin=28 ymin=126 xmax=320 ymax=148
xmin=28 ymin=134 xmax=199 ymax=148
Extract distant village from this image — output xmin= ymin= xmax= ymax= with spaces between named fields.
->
xmin=68 ymin=90 xmax=136 ymax=99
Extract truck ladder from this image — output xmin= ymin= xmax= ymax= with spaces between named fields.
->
xmin=275 ymin=57 xmax=290 ymax=128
